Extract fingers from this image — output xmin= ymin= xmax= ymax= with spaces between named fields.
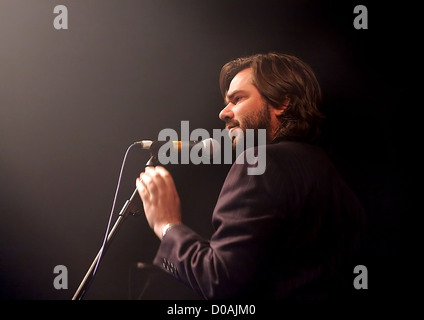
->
xmin=154 ymin=166 xmax=177 ymax=191
xmin=136 ymin=166 xmax=176 ymax=202
xmin=144 ymin=166 xmax=167 ymax=196
xmin=135 ymin=166 xmax=182 ymax=237
xmin=136 ymin=173 xmax=149 ymax=201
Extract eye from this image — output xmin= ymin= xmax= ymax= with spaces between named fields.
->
xmin=234 ymin=96 xmax=242 ymax=103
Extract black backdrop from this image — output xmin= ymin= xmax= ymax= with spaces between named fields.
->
xmin=0 ymin=0 xmax=414 ymax=302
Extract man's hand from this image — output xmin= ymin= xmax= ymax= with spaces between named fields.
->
xmin=136 ymin=166 xmax=182 ymax=239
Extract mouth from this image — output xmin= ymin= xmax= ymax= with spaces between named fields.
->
xmin=227 ymin=126 xmax=238 ymax=134
xmin=226 ymin=126 xmax=243 ymax=143
xmin=226 ymin=124 xmax=239 ymax=132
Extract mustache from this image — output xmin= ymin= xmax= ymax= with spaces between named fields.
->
xmin=225 ymin=120 xmax=240 ymax=130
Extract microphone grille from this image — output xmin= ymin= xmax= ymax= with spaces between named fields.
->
xmin=202 ymin=138 xmax=220 ymax=159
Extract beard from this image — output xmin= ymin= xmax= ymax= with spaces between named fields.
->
xmin=226 ymin=101 xmax=272 ymax=149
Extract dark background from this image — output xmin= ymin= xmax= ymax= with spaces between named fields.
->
xmin=0 ymin=0 xmax=414 ymax=302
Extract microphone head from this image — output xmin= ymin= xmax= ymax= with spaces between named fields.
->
xmin=201 ymin=138 xmax=220 ymax=160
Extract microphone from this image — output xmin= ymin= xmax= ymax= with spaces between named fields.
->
xmin=135 ymin=138 xmax=220 ymax=160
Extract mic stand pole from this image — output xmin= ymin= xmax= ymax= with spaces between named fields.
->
xmin=72 ymin=155 xmax=156 ymax=300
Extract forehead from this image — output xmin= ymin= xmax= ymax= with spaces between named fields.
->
xmin=227 ymin=68 xmax=253 ymax=94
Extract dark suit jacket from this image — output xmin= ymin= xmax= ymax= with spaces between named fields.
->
xmin=153 ymin=140 xmax=366 ymax=300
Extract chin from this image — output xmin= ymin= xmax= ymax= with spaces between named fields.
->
xmin=231 ymin=138 xmax=238 ymax=150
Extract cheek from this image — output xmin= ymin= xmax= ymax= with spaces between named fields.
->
xmin=234 ymin=101 xmax=254 ymax=119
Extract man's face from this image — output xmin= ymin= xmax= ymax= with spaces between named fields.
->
xmin=219 ymin=68 xmax=273 ymax=146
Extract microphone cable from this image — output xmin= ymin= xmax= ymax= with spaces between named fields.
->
xmin=78 ymin=142 xmax=140 ymax=299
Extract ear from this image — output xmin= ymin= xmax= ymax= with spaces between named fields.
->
xmin=272 ymin=96 xmax=290 ymax=117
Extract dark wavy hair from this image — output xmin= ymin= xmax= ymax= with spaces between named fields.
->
xmin=219 ymin=52 xmax=325 ymax=142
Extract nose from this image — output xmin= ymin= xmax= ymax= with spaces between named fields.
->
xmin=219 ymin=103 xmax=234 ymax=122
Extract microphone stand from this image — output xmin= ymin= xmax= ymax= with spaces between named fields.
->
xmin=72 ymin=155 xmax=157 ymax=300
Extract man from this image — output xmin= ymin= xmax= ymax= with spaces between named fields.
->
xmin=136 ymin=52 xmax=366 ymax=300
